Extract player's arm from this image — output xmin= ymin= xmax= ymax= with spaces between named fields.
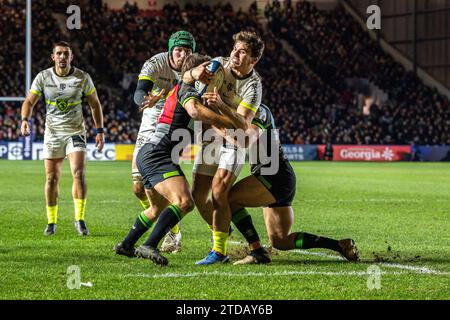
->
xmin=213 ymin=122 xmax=262 ymax=149
xmin=86 ymin=90 xmax=105 ymax=152
xmin=134 ymin=78 xmax=163 ymax=111
xmin=202 ymin=87 xmax=248 ymax=131
xmin=183 ymin=98 xmax=235 ymax=130
xmin=184 ymin=61 xmax=214 ymax=84
xmin=20 ymin=92 xmax=41 ymax=136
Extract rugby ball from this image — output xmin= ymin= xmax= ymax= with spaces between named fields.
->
xmin=195 ymin=59 xmax=225 ymax=95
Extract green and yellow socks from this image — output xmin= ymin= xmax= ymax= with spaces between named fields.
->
xmin=231 ymin=208 xmax=260 ymax=247
xmin=139 ymin=197 xmax=179 ymax=234
xmin=294 ymin=232 xmax=341 ymax=252
xmin=143 ymin=205 xmax=183 ymax=248
xmin=122 ymin=211 xmax=154 ymax=249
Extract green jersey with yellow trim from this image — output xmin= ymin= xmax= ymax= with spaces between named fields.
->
xmin=214 ymin=56 xmax=262 ymax=114
xmin=138 ymin=52 xmax=182 ymax=135
xmin=30 ymin=67 xmax=96 ymax=135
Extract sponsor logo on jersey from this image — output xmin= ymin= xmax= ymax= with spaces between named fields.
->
xmin=56 ymin=99 xmax=69 ymax=112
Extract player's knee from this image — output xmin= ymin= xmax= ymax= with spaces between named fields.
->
xmin=46 ymin=173 xmax=59 ymax=186
xmin=132 ymin=180 xmax=145 ymax=197
xmin=212 ymin=181 xmax=230 ymax=206
xmin=175 ymin=197 xmax=195 ymax=214
xmin=72 ymin=168 xmax=85 ymax=180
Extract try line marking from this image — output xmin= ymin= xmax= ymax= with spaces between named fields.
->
xmin=126 ymin=270 xmax=406 ymax=279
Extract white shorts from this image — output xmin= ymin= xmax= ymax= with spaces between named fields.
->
xmin=43 ymin=133 xmax=86 ymax=159
xmin=193 ymin=142 xmax=245 ymax=178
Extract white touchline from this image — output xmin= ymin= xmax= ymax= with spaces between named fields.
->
xmin=126 ymin=270 xmax=406 ymax=279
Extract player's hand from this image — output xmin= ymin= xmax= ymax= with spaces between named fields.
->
xmin=202 ymin=87 xmax=223 ymax=109
xmin=140 ymin=89 xmax=165 ymax=112
xmin=21 ymin=120 xmax=30 ymax=136
xmin=191 ymin=61 xmax=213 ymax=84
xmin=95 ymin=133 xmax=105 ymax=152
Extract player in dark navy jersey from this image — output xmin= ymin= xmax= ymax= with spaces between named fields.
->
xmin=226 ymin=104 xmax=361 ymax=264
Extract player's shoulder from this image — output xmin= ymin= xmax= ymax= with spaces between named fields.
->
xmin=38 ymin=67 xmax=54 ymax=79
xmin=72 ymin=67 xmax=90 ymax=77
xmin=144 ymin=52 xmax=169 ymax=67
xmin=249 ymin=68 xmax=262 ymax=84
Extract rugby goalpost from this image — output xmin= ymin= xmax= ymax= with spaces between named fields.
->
xmin=0 ymin=0 xmax=32 ymax=102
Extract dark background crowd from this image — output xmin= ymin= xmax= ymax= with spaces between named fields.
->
xmin=0 ymin=0 xmax=449 ymax=146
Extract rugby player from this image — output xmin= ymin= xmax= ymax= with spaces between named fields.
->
xmin=20 ymin=41 xmax=104 ymax=236
xmin=190 ymin=31 xmax=265 ymax=265
xmin=114 ymin=54 xmax=242 ymax=266
xmin=228 ymin=104 xmax=360 ymax=264
xmin=131 ymin=31 xmax=201 ymax=253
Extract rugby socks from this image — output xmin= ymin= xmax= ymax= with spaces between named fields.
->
xmin=294 ymin=232 xmax=341 ymax=253
xmin=170 ymin=224 xmax=180 ymax=234
xmin=139 ymin=198 xmax=151 ymax=210
xmin=74 ymin=198 xmax=86 ymax=221
xmin=123 ymin=211 xmax=153 ymax=249
xmin=46 ymin=205 xmax=58 ymax=224
xmin=232 ymin=208 xmax=261 ymax=247
xmin=143 ymin=205 xmax=183 ymax=248
xmin=138 ymin=198 xmax=179 ymax=235
xmin=212 ymin=231 xmax=228 ymax=255
xmin=208 ymin=224 xmax=233 ymax=236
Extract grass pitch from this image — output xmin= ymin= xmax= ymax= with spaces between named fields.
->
xmin=0 ymin=160 xmax=449 ymax=300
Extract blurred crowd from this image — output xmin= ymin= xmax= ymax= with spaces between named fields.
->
xmin=265 ymin=0 xmax=449 ymax=145
xmin=0 ymin=0 xmax=448 ymax=145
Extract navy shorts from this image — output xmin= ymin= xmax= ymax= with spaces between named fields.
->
xmin=252 ymin=160 xmax=296 ymax=207
xmin=136 ymin=143 xmax=185 ymax=189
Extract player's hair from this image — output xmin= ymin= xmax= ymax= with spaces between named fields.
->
xmin=233 ymin=31 xmax=264 ymax=60
xmin=52 ymin=41 xmax=72 ymax=52
xmin=181 ymin=53 xmax=211 ymax=76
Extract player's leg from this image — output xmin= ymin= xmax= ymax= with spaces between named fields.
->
xmin=191 ymin=172 xmax=213 ymax=225
xmin=114 ymin=188 xmax=169 ymax=257
xmin=198 ymin=145 xmax=245 ymax=264
xmin=229 ymin=175 xmax=275 ymax=264
xmin=263 ymin=206 xmax=359 ymax=261
xmin=43 ymin=158 xmax=64 ymax=235
xmin=136 ymin=176 xmax=195 ymax=266
xmin=131 ymin=155 xmax=150 ymax=210
xmin=67 ymin=150 xmax=89 ymax=236
xmin=191 ymin=141 xmax=219 ymax=227
xmin=134 ymin=137 xmax=182 ymax=250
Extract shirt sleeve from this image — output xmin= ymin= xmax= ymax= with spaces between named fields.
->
xmin=178 ymin=82 xmax=201 ymax=106
xmin=138 ymin=56 xmax=162 ymax=83
xmin=239 ymin=79 xmax=262 ymax=113
xmin=30 ymin=72 xmax=44 ymax=97
xmin=83 ymin=73 xmax=96 ymax=96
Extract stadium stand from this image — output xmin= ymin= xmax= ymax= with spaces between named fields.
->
xmin=0 ymin=0 xmax=448 ymax=145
